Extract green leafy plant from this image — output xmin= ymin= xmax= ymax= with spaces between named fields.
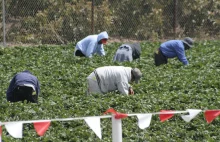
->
xmin=0 ymin=41 xmax=220 ymax=141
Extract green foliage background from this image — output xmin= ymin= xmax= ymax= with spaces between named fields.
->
xmin=0 ymin=40 xmax=220 ymax=141
xmin=2 ymin=0 xmax=220 ymax=44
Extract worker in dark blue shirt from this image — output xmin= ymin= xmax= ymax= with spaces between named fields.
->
xmin=154 ymin=37 xmax=194 ymax=66
xmin=6 ymin=70 xmax=40 ymax=103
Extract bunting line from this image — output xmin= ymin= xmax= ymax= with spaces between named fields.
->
xmin=0 ymin=109 xmax=215 ymax=125
xmin=0 ymin=108 xmax=220 ymax=140
xmin=0 ymin=115 xmax=112 ymax=125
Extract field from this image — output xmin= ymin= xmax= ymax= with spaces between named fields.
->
xmin=0 ymin=40 xmax=220 ymax=141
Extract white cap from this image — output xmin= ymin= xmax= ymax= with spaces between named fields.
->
xmin=23 ymin=84 xmax=35 ymax=91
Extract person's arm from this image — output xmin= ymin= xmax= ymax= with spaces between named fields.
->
xmin=117 ymin=81 xmax=131 ymax=95
xmin=36 ymin=79 xmax=40 ymax=95
xmin=175 ymin=46 xmax=189 ymax=65
xmin=128 ymin=86 xmax=134 ymax=95
xmin=6 ymin=75 xmax=16 ymax=97
xmin=85 ymin=42 xmax=96 ymax=57
xmin=97 ymin=45 xmax=105 ymax=56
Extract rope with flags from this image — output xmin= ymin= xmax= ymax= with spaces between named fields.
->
xmin=0 ymin=108 xmax=220 ymax=141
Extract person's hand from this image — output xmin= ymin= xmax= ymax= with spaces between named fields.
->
xmin=129 ymin=87 xmax=134 ymax=95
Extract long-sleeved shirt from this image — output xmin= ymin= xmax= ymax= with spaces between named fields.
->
xmin=75 ymin=31 xmax=108 ymax=58
xmin=6 ymin=70 xmax=40 ymax=100
xmin=113 ymin=43 xmax=141 ymax=62
xmin=113 ymin=44 xmax=133 ymax=62
xmin=160 ymin=40 xmax=188 ymax=65
xmin=95 ymin=66 xmax=132 ymax=95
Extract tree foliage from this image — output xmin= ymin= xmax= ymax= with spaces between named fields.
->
xmin=3 ymin=0 xmax=220 ymax=44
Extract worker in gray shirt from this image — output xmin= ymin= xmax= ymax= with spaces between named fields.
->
xmin=87 ymin=66 xmax=142 ymax=95
xmin=113 ymin=43 xmax=141 ymax=62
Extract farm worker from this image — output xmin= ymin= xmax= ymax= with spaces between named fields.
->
xmin=113 ymin=43 xmax=141 ymax=62
xmin=74 ymin=31 xmax=109 ymax=57
xmin=86 ymin=66 xmax=142 ymax=95
xmin=6 ymin=70 xmax=40 ymax=103
xmin=154 ymin=37 xmax=194 ymax=66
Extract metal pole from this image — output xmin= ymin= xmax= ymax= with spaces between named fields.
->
xmin=91 ymin=0 xmax=94 ymax=34
xmin=173 ymin=0 xmax=177 ymax=39
xmin=112 ymin=115 xmax=122 ymax=142
xmin=2 ymin=0 xmax=6 ymax=47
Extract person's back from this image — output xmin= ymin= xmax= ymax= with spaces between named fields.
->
xmin=95 ymin=66 xmax=131 ymax=93
xmin=76 ymin=35 xmax=97 ymax=53
xmin=113 ymin=43 xmax=141 ymax=62
xmin=160 ymin=40 xmax=185 ymax=58
xmin=113 ymin=44 xmax=133 ymax=62
xmin=6 ymin=70 xmax=40 ymax=103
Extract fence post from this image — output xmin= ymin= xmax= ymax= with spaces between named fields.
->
xmin=2 ymin=0 xmax=6 ymax=47
xmin=173 ymin=0 xmax=177 ymax=39
xmin=112 ymin=115 xmax=122 ymax=142
xmin=91 ymin=0 xmax=94 ymax=34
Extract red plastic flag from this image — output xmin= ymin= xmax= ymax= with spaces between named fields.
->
xmin=33 ymin=121 xmax=51 ymax=136
xmin=103 ymin=108 xmax=117 ymax=115
xmin=204 ymin=110 xmax=220 ymax=123
xmin=159 ymin=110 xmax=174 ymax=122
xmin=115 ymin=113 xmax=128 ymax=119
xmin=103 ymin=108 xmax=128 ymax=119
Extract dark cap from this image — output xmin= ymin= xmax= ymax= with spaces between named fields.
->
xmin=131 ymin=68 xmax=142 ymax=84
xmin=182 ymin=37 xmax=194 ymax=48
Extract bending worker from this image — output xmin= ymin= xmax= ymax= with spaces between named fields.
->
xmin=113 ymin=43 xmax=141 ymax=62
xmin=6 ymin=70 xmax=40 ymax=103
xmin=74 ymin=31 xmax=109 ymax=58
xmin=154 ymin=37 xmax=194 ymax=66
xmin=86 ymin=66 xmax=142 ymax=95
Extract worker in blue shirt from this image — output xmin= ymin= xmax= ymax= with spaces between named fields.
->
xmin=74 ymin=31 xmax=109 ymax=58
xmin=154 ymin=37 xmax=194 ymax=66
xmin=6 ymin=70 xmax=40 ymax=103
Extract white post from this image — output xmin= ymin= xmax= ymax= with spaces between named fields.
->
xmin=112 ymin=115 xmax=122 ymax=142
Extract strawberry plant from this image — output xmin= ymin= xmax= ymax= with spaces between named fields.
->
xmin=0 ymin=40 xmax=220 ymax=141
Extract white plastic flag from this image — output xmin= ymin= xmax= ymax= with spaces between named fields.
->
xmin=5 ymin=122 xmax=23 ymax=138
xmin=137 ymin=114 xmax=152 ymax=129
xmin=181 ymin=109 xmax=202 ymax=122
xmin=84 ymin=117 xmax=102 ymax=139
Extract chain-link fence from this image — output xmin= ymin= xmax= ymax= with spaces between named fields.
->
xmin=0 ymin=0 xmax=220 ymax=46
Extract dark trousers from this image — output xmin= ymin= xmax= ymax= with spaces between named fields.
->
xmin=8 ymin=86 xmax=38 ymax=103
xmin=154 ymin=48 xmax=168 ymax=66
xmin=75 ymin=50 xmax=86 ymax=57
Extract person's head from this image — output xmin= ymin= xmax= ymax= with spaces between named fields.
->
xmin=182 ymin=37 xmax=194 ymax=50
xmin=131 ymin=68 xmax=142 ymax=84
xmin=130 ymin=43 xmax=141 ymax=60
xmin=101 ymin=38 xmax=108 ymax=45
xmin=97 ymin=31 xmax=108 ymax=44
